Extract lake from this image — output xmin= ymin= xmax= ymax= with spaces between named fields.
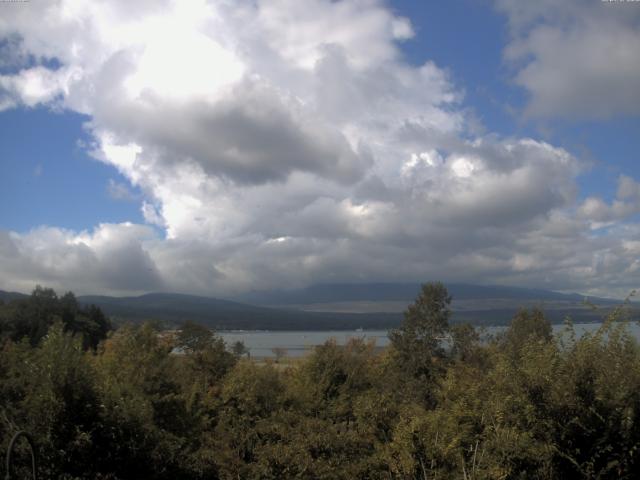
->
xmin=220 ymin=321 xmax=640 ymax=358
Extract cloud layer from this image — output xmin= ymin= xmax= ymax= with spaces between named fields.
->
xmin=0 ymin=0 xmax=639 ymax=298
xmin=497 ymin=0 xmax=640 ymax=119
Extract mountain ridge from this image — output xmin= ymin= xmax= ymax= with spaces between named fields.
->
xmin=1 ymin=283 xmax=630 ymax=329
xmin=234 ymin=282 xmax=619 ymax=305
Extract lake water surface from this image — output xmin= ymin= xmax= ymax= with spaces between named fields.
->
xmin=220 ymin=322 xmax=640 ymax=358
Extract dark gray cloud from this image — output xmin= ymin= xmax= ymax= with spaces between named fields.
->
xmin=0 ymin=225 xmax=164 ymax=295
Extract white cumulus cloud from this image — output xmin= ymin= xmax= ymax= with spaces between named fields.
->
xmin=0 ymin=0 xmax=638 ymax=298
xmin=496 ymin=0 xmax=640 ymax=119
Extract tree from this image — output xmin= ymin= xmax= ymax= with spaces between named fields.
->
xmin=389 ymin=282 xmax=452 ymax=405
xmin=62 ymin=292 xmax=112 ymax=350
xmin=177 ymin=321 xmax=215 ymax=353
xmin=0 ymin=287 xmax=111 ymax=348
xmin=177 ymin=321 xmax=236 ymax=389
xmin=502 ymin=307 xmax=553 ymax=355
xmin=0 ymin=322 xmax=104 ymax=478
xmin=93 ymin=322 xmax=193 ymax=478
xmin=272 ymin=347 xmax=288 ymax=363
xmin=232 ymin=340 xmax=248 ymax=357
xmin=450 ymin=322 xmax=480 ymax=363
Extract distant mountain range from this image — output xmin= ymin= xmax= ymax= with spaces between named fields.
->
xmin=232 ymin=282 xmax=629 ymax=326
xmin=0 ymin=283 xmax=632 ymax=330
xmin=75 ymin=292 xmax=400 ymax=330
xmin=234 ymin=282 xmax=618 ymax=305
xmin=0 ymin=290 xmax=28 ymax=303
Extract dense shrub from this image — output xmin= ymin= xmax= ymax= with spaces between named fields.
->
xmin=1 ymin=284 xmax=639 ymax=479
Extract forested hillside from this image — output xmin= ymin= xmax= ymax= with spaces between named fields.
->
xmin=1 ymin=284 xmax=639 ymax=479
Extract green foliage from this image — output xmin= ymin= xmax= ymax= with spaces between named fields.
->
xmin=390 ymin=282 xmax=452 ymax=358
xmin=231 ymin=340 xmax=248 ymax=357
xmin=450 ymin=322 xmax=481 ymax=363
xmin=177 ymin=321 xmax=215 ymax=353
xmin=2 ymin=284 xmax=640 ymax=479
xmin=177 ymin=321 xmax=237 ymax=391
xmin=502 ymin=307 xmax=553 ymax=355
xmin=0 ymin=323 xmax=103 ymax=478
xmin=389 ymin=281 xmax=452 ymax=405
xmin=0 ymin=286 xmax=111 ymax=349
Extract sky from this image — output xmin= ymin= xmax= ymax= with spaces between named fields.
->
xmin=0 ymin=0 xmax=639 ymax=298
